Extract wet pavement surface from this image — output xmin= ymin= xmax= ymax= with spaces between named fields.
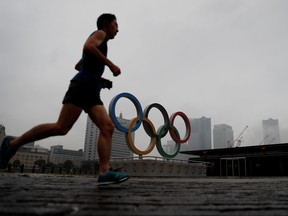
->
xmin=1 ymin=173 xmax=288 ymax=215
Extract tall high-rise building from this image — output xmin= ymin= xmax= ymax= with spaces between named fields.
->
xmin=262 ymin=118 xmax=281 ymax=144
xmin=213 ymin=124 xmax=234 ymax=149
xmin=187 ymin=116 xmax=212 ymax=151
xmin=83 ymin=115 xmax=134 ymax=161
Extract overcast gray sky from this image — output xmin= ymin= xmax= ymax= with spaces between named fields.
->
xmin=1 ymin=0 xmax=288 ymax=154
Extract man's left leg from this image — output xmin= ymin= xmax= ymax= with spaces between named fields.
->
xmin=88 ymin=105 xmax=129 ymax=184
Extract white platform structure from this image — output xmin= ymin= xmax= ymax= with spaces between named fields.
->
xmin=109 ymin=156 xmax=208 ymax=177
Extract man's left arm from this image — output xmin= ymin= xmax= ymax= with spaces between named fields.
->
xmin=75 ymin=59 xmax=82 ymax=71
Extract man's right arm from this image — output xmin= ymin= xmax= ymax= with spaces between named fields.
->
xmin=83 ymin=30 xmax=121 ymax=76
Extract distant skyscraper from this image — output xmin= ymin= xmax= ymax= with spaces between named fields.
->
xmin=164 ymin=140 xmax=191 ymax=160
xmin=163 ymin=140 xmax=177 ymax=155
xmin=262 ymin=118 xmax=281 ymax=144
xmin=83 ymin=115 xmax=134 ymax=161
xmin=188 ymin=116 xmax=212 ymax=150
xmin=213 ymin=124 xmax=234 ymax=149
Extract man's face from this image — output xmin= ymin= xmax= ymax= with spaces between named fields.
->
xmin=106 ymin=19 xmax=118 ymax=39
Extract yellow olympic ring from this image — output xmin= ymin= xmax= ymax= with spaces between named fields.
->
xmin=126 ymin=116 xmax=157 ymax=155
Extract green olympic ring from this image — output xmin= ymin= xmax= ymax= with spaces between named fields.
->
xmin=109 ymin=92 xmax=191 ymax=158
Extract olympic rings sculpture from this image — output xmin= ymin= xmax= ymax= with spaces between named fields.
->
xmin=109 ymin=92 xmax=191 ymax=158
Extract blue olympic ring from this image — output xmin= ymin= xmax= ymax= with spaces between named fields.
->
xmin=109 ymin=93 xmax=143 ymax=132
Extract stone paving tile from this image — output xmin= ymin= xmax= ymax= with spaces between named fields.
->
xmin=1 ymin=173 xmax=288 ymax=215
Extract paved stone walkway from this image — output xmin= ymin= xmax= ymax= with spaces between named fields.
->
xmin=1 ymin=173 xmax=288 ymax=215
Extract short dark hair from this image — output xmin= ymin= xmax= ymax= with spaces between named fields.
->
xmin=97 ymin=13 xmax=117 ymax=29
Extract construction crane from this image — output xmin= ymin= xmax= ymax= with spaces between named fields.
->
xmin=261 ymin=135 xmax=276 ymax=145
xmin=234 ymin=125 xmax=248 ymax=147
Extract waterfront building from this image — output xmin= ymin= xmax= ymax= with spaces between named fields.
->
xmin=0 ymin=124 xmax=5 ymax=141
xmin=49 ymin=145 xmax=83 ymax=167
xmin=11 ymin=142 xmax=49 ymax=168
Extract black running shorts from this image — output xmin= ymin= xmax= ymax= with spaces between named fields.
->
xmin=62 ymin=81 xmax=103 ymax=112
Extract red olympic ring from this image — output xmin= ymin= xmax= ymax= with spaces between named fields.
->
xmin=169 ymin=112 xmax=191 ymax=144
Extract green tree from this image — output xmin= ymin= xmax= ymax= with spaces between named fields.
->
xmin=12 ymin=159 xmax=21 ymax=167
xmin=81 ymin=161 xmax=99 ymax=172
xmin=63 ymin=160 xmax=74 ymax=172
xmin=45 ymin=162 xmax=54 ymax=167
xmin=34 ymin=159 xmax=46 ymax=168
xmin=81 ymin=161 xmax=92 ymax=170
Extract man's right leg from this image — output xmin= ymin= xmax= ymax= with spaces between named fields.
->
xmin=0 ymin=104 xmax=82 ymax=168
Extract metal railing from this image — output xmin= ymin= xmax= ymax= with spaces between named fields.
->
xmin=0 ymin=164 xmax=98 ymax=176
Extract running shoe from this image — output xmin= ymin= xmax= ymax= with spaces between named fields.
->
xmin=98 ymin=170 xmax=129 ymax=185
xmin=0 ymin=136 xmax=16 ymax=169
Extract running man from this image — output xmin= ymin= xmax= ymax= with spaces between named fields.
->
xmin=0 ymin=13 xmax=129 ymax=185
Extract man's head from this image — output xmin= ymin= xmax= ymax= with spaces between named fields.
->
xmin=97 ymin=13 xmax=118 ymax=39
xmin=97 ymin=14 xmax=116 ymax=29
